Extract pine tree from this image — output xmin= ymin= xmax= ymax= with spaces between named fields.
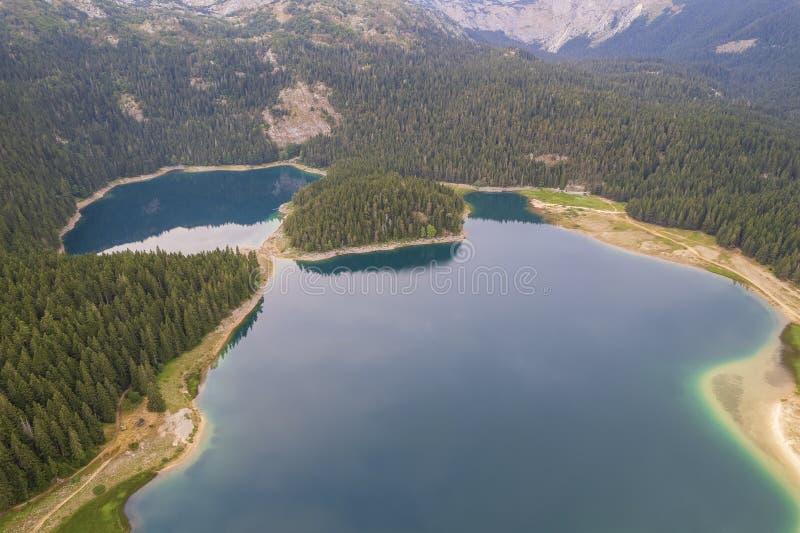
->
xmin=146 ymin=382 xmax=167 ymax=413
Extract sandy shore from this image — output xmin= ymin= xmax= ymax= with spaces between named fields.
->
xmin=57 ymin=160 xmax=326 ymax=253
xmin=513 ymin=187 xmax=800 ymax=512
xmin=700 ymin=326 xmax=800 ymax=501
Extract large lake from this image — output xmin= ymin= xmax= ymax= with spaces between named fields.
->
xmin=71 ymin=172 xmax=799 ymax=531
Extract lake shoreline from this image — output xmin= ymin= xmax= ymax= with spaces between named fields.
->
xmin=47 ymin=175 xmax=800 ymax=530
xmin=278 ymin=233 xmax=466 ymax=262
xmin=58 ymin=160 xmax=326 ymax=253
xmin=501 ymin=185 xmax=800 ymax=516
xmin=123 ymin=188 xmax=800 ymax=532
xmin=699 ymin=321 xmax=800 ymax=508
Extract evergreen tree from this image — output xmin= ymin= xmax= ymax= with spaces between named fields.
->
xmin=146 ymin=382 xmax=166 ymax=414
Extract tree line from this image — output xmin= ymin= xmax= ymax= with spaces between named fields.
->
xmin=2 ymin=5 xmax=799 ymax=280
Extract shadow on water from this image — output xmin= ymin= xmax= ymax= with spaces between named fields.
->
xmin=215 ymin=299 xmax=263 ymax=364
xmin=296 ymin=242 xmax=459 ymax=275
xmin=464 ymin=191 xmax=543 ymax=224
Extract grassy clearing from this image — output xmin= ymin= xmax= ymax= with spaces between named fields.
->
xmin=705 ymin=265 xmax=750 ymax=286
xmin=444 ymin=183 xmax=475 ymax=197
xmin=661 ymin=227 xmax=717 ymax=247
xmin=156 ymin=323 xmax=229 ymax=411
xmin=781 ymin=323 xmax=800 ymax=388
xmin=517 ymin=189 xmax=624 ymax=211
xmin=54 ymin=471 xmax=156 ymax=533
xmin=611 ymin=221 xmax=635 ymax=231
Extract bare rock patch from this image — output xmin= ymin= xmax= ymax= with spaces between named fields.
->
xmin=263 ymin=82 xmax=342 ymax=148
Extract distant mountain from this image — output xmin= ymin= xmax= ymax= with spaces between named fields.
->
xmin=413 ymin=0 xmax=680 ymax=53
xmin=45 ymin=0 xmax=460 ymax=42
xmin=414 ymin=0 xmax=800 ymax=119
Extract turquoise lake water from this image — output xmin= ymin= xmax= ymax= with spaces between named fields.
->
xmin=68 ymin=174 xmax=798 ymax=531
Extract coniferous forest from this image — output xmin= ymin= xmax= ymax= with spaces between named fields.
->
xmin=1 ymin=0 xmax=800 ymax=513
xmin=0 ymin=249 xmax=258 ymax=509
xmin=1 ymin=2 xmax=799 ymax=279
xmin=284 ymin=160 xmax=464 ymax=252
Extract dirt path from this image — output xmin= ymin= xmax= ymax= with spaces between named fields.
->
xmin=29 ymin=388 xmax=132 ymax=531
xmin=624 ymin=216 xmax=800 ymax=322
xmin=32 ymin=454 xmax=117 ymax=532
xmin=525 ymin=194 xmax=800 ymax=324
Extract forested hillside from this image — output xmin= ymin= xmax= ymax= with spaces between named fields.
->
xmin=284 ymin=160 xmax=464 ymax=252
xmin=418 ymin=0 xmax=800 ymax=122
xmin=0 ymin=249 xmax=258 ymax=510
xmin=288 ymin=40 xmax=800 ymax=280
xmin=2 ymin=0 xmax=799 ymax=282
xmin=0 ymin=29 xmax=280 ymax=250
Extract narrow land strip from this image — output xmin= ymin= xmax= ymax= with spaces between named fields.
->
xmin=2 ymin=254 xmax=274 ymax=532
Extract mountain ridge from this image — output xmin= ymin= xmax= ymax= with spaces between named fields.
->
xmin=413 ymin=0 xmax=800 ymax=119
xmin=413 ymin=0 xmax=680 ymax=53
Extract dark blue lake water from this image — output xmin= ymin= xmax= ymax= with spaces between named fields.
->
xmin=105 ymin=184 xmax=797 ymax=531
xmin=62 ymin=166 xmax=318 ymax=254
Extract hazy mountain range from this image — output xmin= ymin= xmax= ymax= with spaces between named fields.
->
xmin=412 ymin=0 xmax=800 ymax=118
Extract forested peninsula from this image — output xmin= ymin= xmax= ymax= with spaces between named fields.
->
xmin=0 ymin=250 xmax=258 ymax=509
xmin=283 ymin=161 xmax=465 ymax=253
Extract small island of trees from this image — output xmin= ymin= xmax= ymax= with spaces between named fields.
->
xmin=283 ymin=160 xmax=465 ymax=253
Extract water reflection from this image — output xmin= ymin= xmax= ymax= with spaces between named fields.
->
xmin=296 ymin=243 xmax=459 ymax=275
xmin=64 ymin=166 xmax=318 ymax=254
xmin=464 ymin=192 xmax=543 ymax=224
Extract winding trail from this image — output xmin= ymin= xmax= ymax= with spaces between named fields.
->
xmin=32 ymin=454 xmax=117 ymax=532
xmin=626 ymin=216 xmax=800 ymax=323
xmin=530 ymin=194 xmax=800 ymax=323
xmin=32 ymin=389 xmax=130 ymax=531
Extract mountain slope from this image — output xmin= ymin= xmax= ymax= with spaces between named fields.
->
xmin=415 ymin=0 xmax=800 ymax=118
xmin=1 ymin=0 xmax=799 ymax=276
xmin=413 ymin=0 xmax=680 ymax=53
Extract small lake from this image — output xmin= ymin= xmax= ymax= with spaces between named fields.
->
xmin=62 ymin=166 xmax=319 ymax=254
xmin=78 ymin=174 xmax=797 ymax=532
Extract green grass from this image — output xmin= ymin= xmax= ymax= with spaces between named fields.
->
xmin=781 ymin=323 xmax=800 ymax=389
xmin=54 ymin=471 xmax=156 ymax=533
xmin=705 ymin=265 xmax=750 ymax=286
xmin=185 ymin=369 xmax=202 ymax=399
xmin=781 ymin=324 xmax=800 ymax=392
xmin=517 ymin=189 xmax=624 ymax=211
xmin=444 ymin=183 xmax=475 ymax=197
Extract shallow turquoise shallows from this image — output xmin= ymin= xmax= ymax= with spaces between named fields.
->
xmin=62 ymin=166 xmax=318 ymax=254
xmin=87 ymin=181 xmax=794 ymax=532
